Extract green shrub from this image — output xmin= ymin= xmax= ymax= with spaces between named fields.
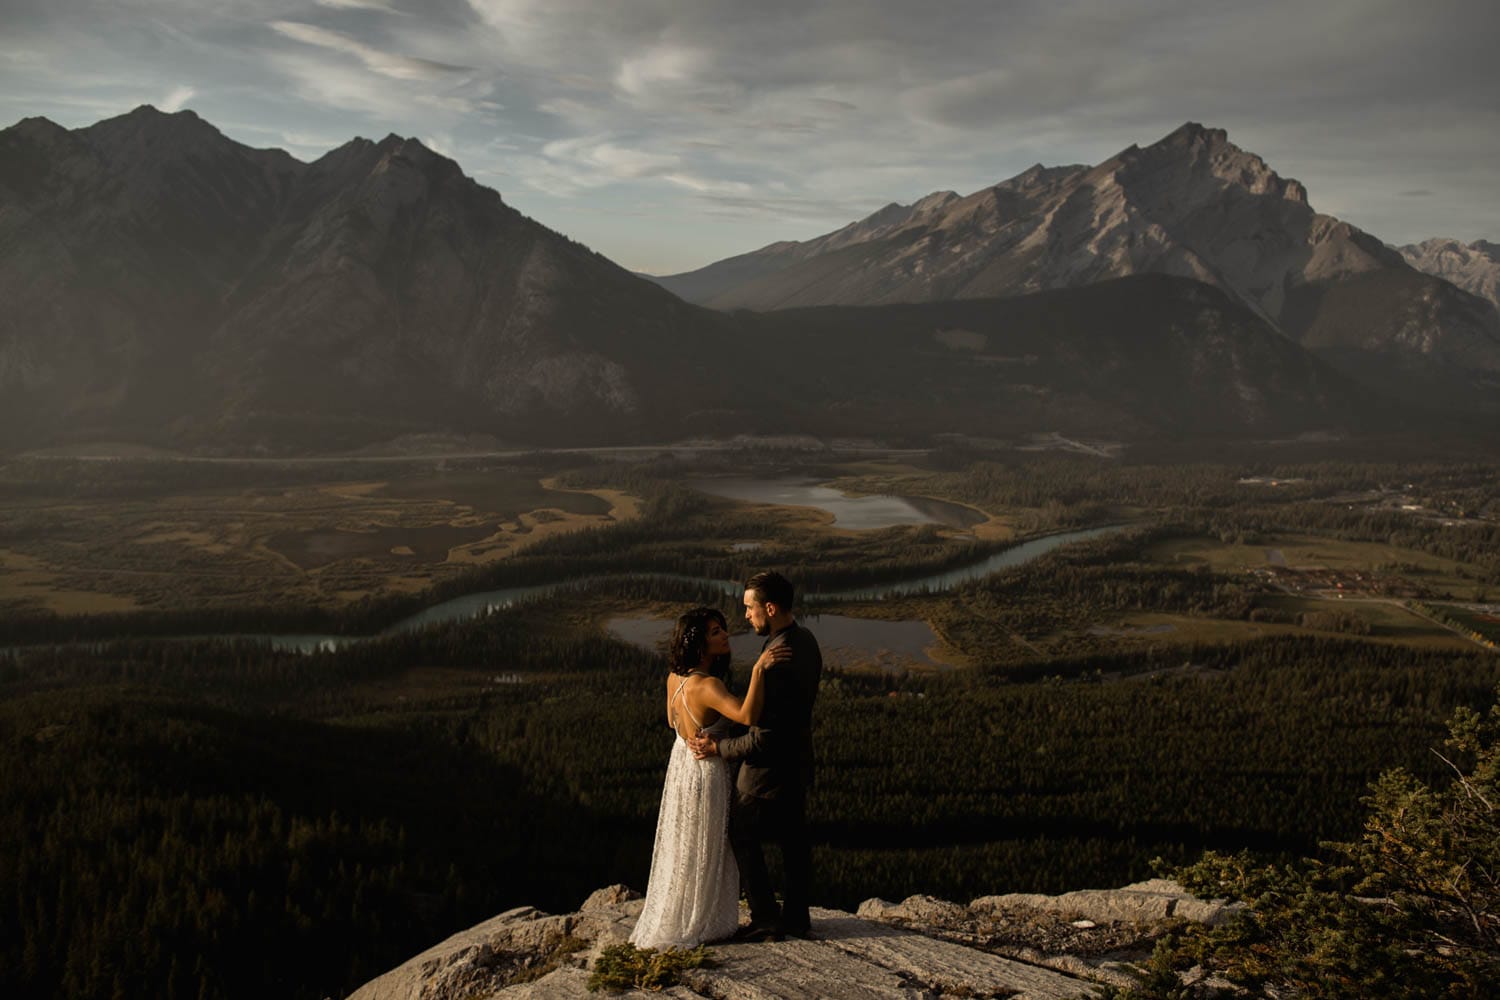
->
xmin=587 ymin=943 xmax=712 ymax=992
xmin=1109 ymin=686 xmax=1500 ymax=998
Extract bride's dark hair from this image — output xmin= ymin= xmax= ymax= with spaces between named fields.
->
xmin=669 ymin=607 xmax=730 ymax=679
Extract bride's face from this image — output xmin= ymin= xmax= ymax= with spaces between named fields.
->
xmin=705 ymin=619 xmax=730 ymax=657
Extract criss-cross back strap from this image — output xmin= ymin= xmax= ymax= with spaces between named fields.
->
xmin=670 ymin=675 xmax=703 ymax=733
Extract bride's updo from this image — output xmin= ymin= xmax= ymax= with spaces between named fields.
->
xmin=669 ymin=607 xmax=730 ymax=679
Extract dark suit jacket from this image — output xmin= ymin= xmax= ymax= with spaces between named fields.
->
xmin=718 ymin=621 xmax=823 ymax=800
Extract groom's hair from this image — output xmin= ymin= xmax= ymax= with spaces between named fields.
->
xmin=745 ymin=571 xmax=794 ymax=611
xmin=669 ymin=607 xmax=728 ymax=675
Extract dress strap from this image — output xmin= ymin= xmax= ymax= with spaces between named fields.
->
xmin=670 ymin=675 xmax=704 ymax=732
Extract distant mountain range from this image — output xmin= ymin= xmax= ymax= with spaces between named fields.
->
xmin=1399 ymin=238 xmax=1500 ymax=314
xmin=651 ymin=124 xmax=1500 ymax=414
xmin=0 ymin=108 xmax=1489 ymax=453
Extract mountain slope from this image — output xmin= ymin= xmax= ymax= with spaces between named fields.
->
xmin=653 ymin=124 xmax=1391 ymax=318
xmin=0 ymin=107 xmax=728 ymax=451
xmin=654 ymin=124 xmax=1500 ymax=412
xmin=0 ymin=109 xmax=1417 ymax=451
xmin=738 ymin=275 xmax=1377 ymax=440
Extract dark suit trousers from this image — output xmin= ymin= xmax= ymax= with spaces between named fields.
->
xmin=729 ymin=786 xmax=812 ymax=931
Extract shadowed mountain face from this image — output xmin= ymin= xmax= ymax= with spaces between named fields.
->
xmin=653 ymin=124 xmax=1500 ymax=413
xmin=743 ymin=274 xmax=1379 ymax=441
xmin=0 ymin=106 xmax=728 ymax=452
xmin=0 ymin=109 xmax=1411 ymax=452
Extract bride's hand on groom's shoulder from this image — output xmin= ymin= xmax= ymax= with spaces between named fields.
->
xmin=754 ymin=644 xmax=794 ymax=671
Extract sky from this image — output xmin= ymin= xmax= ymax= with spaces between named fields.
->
xmin=2 ymin=0 xmax=1497 ymax=275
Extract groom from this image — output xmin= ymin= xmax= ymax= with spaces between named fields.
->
xmin=689 ymin=570 xmax=823 ymax=941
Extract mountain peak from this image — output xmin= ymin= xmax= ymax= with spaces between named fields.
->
xmin=114 ymin=104 xmax=217 ymax=135
xmin=1125 ymin=121 xmax=1307 ymax=205
xmin=1162 ymin=121 xmax=1229 ymax=146
xmin=81 ymin=103 xmax=228 ymax=155
xmin=122 ymin=103 xmax=196 ymax=120
xmin=3 ymin=115 xmax=70 ymax=144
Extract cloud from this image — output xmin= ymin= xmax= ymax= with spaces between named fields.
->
xmin=3 ymin=0 xmax=1497 ymax=268
xmin=269 ymin=20 xmax=471 ymax=81
xmin=807 ymin=98 xmax=858 ymax=113
xmin=614 ymin=44 xmax=708 ymax=98
xmin=314 ymin=0 xmax=409 ymax=12
xmin=160 ymin=84 xmax=195 ymax=112
xmin=264 ymin=47 xmax=483 ymax=121
xmin=541 ymin=135 xmax=679 ymax=179
xmin=660 ymin=172 xmax=751 ymax=196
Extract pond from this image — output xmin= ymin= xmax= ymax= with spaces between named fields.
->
xmin=605 ymin=613 xmax=950 ymax=673
xmin=689 ymin=478 xmax=986 ymax=530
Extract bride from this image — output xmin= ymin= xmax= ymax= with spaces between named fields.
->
xmin=630 ymin=607 xmax=790 ymax=949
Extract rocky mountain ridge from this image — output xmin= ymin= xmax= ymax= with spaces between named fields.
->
xmin=1400 ymin=238 xmax=1500 ymax=314
xmin=348 ymin=880 xmax=1237 ymax=999
xmin=0 ymin=108 xmax=1468 ymax=452
xmin=651 ymin=124 xmax=1381 ymax=317
xmin=652 ymin=124 xmax=1500 ymax=413
xmin=0 ymin=106 xmax=722 ymax=452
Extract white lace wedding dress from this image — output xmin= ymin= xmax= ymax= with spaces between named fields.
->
xmin=629 ymin=676 xmax=739 ymax=949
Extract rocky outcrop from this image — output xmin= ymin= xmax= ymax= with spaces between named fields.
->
xmin=1400 ymin=238 xmax=1500 ymax=315
xmin=349 ymin=880 xmax=1236 ymax=998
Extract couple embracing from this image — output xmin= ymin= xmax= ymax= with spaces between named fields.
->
xmin=630 ymin=571 xmax=823 ymax=948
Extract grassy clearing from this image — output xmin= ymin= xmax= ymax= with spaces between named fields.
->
xmin=1044 ymin=605 xmax=1474 ymax=657
xmin=1146 ymin=533 xmax=1476 ymax=577
xmin=1146 ymin=534 xmax=1488 ymax=599
xmin=374 ymin=472 xmax=610 ymax=517
xmin=1433 ymin=604 xmax=1500 ymax=644
xmin=0 ymin=469 xmax=637 ymax=614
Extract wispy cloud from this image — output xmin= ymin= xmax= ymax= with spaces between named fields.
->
xmin=314 ymin=0 xmax=410 ymax=12
xmin=160 ymin=85 xmax=196 ymax=112
xmin=540 ymin=135 xmax=680 ymax=180
xmin=269 ymin=20 xmax=471 ymax=81
xmin=1 ymin=0 xmax=1496 ymax=271
xmin=264 ymin=47 xmax=482 ymax=121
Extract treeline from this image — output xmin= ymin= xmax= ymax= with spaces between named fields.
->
xmin=4 ymin=615 xmax=1497 ymax=999
xmin=0 ymin=689 xmax=614 ymax=1000
xmin=0 ymin=613 xmax=663 ymax=1000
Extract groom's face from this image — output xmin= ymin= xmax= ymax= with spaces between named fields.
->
xmin=743 ymin=589 xmax=771 ymax=636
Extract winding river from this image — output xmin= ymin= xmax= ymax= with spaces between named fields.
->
xmin=250 ymin=523 xmax=1129 ymax=653
xmin=2 ymin=524 xmax=1129 ymax=656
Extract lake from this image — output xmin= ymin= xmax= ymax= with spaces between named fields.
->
xmin=689 ymin=478 xmax=986 ymax=530
xmin=605 ymin=613 xmax=951 ymax=673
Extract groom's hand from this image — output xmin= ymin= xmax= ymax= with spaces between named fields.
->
xmin=688 ymin=730 xmax=719 ymax=760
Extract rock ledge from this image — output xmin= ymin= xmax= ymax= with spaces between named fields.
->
xmin=349 ymin=880 xmax=1236 ymax=998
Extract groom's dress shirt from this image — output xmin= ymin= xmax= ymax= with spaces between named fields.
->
xmin=718 ymin=621 xmax=823 ymax=800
